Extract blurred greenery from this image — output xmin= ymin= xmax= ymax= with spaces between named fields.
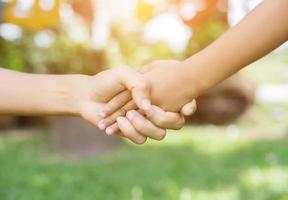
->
xmin=184 ymin=19 xmax=228 ymax=57
xmin=107 ymin=24 xmax=182 ymax=69
xmin=1 ymin=127 xmax=288 ymax=200
xmin=0 ymin=0 xmax=229 ymax=73
xmin=0 ymin=52 xmax=288 ymax=200
xmin=0 ymin=34 xmax=106 ymax=74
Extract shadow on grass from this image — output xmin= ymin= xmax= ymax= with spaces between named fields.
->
xmin=1 ymin=134 xmax=288 ymax=200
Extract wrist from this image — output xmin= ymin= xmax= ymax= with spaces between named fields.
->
xmin=55 ymin=74 xmax=91 ymax=116
xmin=178 ymin=57 xmax=211 ymax=99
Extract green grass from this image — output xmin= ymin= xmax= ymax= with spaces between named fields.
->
xmin=1 ymin=51 xmax=288 ymax=200
xmin=1 ymin=131 xmax=288 ymax=200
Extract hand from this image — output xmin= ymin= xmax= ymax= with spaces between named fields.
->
xmin=0 ymin=68 xmax=150 ymax=118
xmin=96 ymin=60 xmax=198 ymax=143
xmin=100 ymin=60 xmax=197 ymax=118
xmin=69 ymin=68 xmax=152 ymax=128
xmin=109 ymin=101 xmax=197 ymax=144
xmin=141 ymin=60 xmax=198 ymax=111
xmin=97 ymin=96 xmax=196 ymax=144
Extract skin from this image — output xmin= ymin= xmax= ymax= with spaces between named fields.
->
xmin=102 ymin=0 xmax=288 ymax=135
xmin=98 ymin=61 xmax=197 ymax=134
xmin=0 ymin=68 xmax=152 ymax=116
xmin=0 ymin=68 xmax=195 ymax=144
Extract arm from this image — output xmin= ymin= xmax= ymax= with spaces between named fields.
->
xmin=100 ymin=0 xmax=288 ymax=132
xmin=182 ymin=0 xmax=288 ymax=99
xmin=152 ymin=0 xmax=288 ymax=110
xmin=141 ymin=0 xmax=288 ymax=111
xmin=0 ymin=68 xmax=79 ymax=115
xmin=0 ymin=67 xmax=194 ymax=144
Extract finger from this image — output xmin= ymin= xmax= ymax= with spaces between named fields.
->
xmin=126 ymin=110 xmax=166 ymax=141
xmin=117 ymin=68 xmax=151 ymax=111
xmin=145 ymin=106 xmax=185 ymax=130
xmin=106 ymin=125 xmax=124 ymax=137
xmin=117 ymin=117 xmax=147 ymax=145
xmin=104 ymin=109 xmax=150 ymax=136
xmin=99 ymin=90 xmax=131 ymax=118
xmin=180 ymin=99 xmax=197 ymax=116
xmin=97 ymin=100 xmax=137 ymax=130
xmin=105 ymin=123 xmax=120 ymax=136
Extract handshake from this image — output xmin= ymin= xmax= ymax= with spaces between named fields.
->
xmin=71 ymin=60 xmax=199 ymax=144
xmin=2 ymin=0 xmax=286 ymax=144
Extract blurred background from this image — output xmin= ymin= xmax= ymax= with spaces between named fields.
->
xmin=0 ymin=0 xmax=288 ymax=199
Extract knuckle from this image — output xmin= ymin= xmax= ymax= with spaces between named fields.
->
xmin=155 ymin=117 xmax=168 ymax=127
xmin=112 ymin=98 xmax=124 ymax=108
xmin=137 ymin=81 xmax=150 ymax=91
xmin=104 ymin=104 xmax=116 ymax=113
xmin=120 ymin=107 xmax=128 ymax=116
xmin=123 ymin=100 xmax=135 ymax=110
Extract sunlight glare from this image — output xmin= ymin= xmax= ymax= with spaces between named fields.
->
xmin=143 ymin=12 xmax=192 ymax=53
xmin=0 ymin=23 xmax=22 ymax=40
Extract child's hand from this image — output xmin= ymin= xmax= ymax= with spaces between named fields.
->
xmin=141 ymin=60 xmax=200 ymax=111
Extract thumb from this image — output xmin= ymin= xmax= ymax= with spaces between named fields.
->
xmin=116 ymin=68 xmax=151 ymax=111
xmin=180 ymin=99 xmax=197 ymax=116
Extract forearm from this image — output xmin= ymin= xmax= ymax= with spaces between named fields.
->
xmin=0 ymin=68 xmax=84 ymax=115
xmin=182 ymin=0 xmax=288 ymax=98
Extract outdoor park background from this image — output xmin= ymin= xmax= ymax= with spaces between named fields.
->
xmin=0 ymin=0 xmax=288 ymax=199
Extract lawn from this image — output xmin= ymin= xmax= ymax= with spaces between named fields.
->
xmin=0 ymin=51 xmax=288 ymax=200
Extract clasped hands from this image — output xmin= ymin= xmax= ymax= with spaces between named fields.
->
xmin=72 ymin=60 xmax=197 ymax=144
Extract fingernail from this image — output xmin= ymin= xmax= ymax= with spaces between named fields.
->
xmin=141 ymin=99 xmax=151 ymax=110
xmin=116 ymin=117 xmax=125 ymax=123
xmin=98 ymin=112 xmax=106 ymax=118
xmin=106 ymin=127 xmax=114 ymax=135
xmin=126 ymin=111 xmax=135 ymax=120
xmin=98 ymin=121 xmax=106 ymax=130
